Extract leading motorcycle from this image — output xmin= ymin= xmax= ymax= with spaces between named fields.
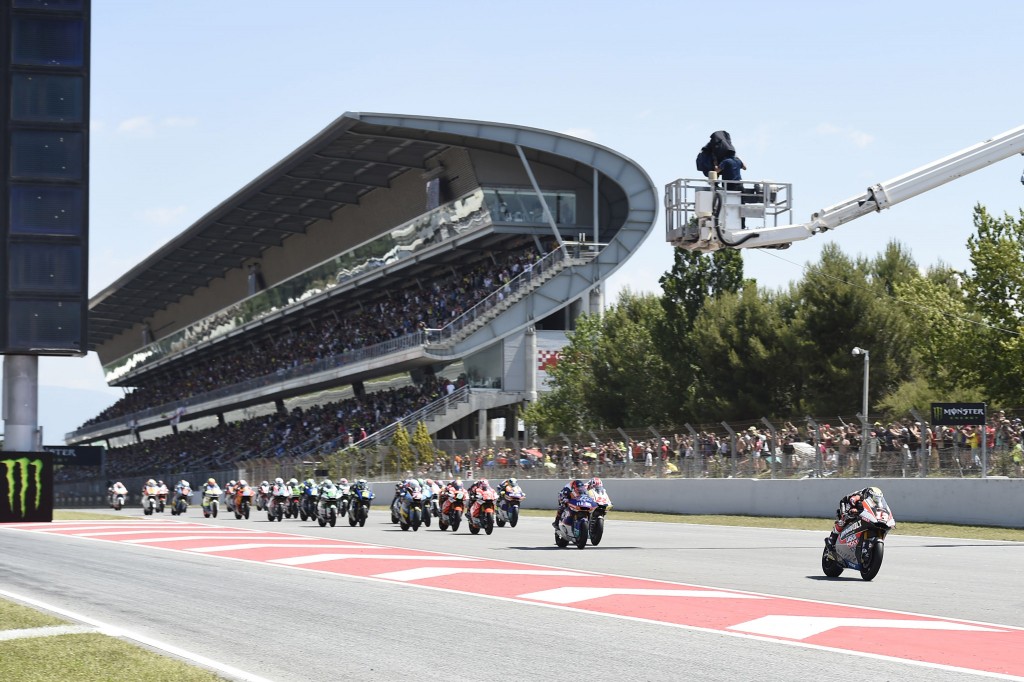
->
xmin=171 ymin=484 xmax=192 ymax=516
xmin=822 ymin=487 xmax=896 ymax=581
xmin=267 ymin=482 xmax=289 ymax=522
xmin=554 ymin=493 xmax=595 ymax=549
xmin=142 ymin=482 xmax=161 ymax=516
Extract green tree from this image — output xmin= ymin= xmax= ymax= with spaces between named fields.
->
xmin=411 ymin=421 xmax=436 ymax=469
xmin=688 ymin=286 xmax=797 ymax=420
xmin=524 ymin=290 xmax=670 ymax=434
xmin=390 ymin=423 xmax=414 ymax=475
xmin=962 ymin=205 xmax=1024 ymax=405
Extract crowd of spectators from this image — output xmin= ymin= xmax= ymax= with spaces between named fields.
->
xmin=411 ymin=411 xmax=1024 ymax=481
xmin=78 ymin=246 xmax=542 ymax=432
xmin=62 ymin=376 xmax=463 ymax=482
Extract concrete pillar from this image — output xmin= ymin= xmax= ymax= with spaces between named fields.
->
xmin=478 ymin=408 xmax=488 ymax=448
xmin=352 ymin=381 xmax=365 ymax=398
xmin=275 ymin=398 xmax=286 ymax=413
xmin=525 ymin=326 xmax=537 ymax=402
xmin=589 ymin=285 xmax=603 ymax=318
xmin=2 ymin=355 xmax=39 ymax=451
xmin=217 ymin=413 xmax=226 ymax=426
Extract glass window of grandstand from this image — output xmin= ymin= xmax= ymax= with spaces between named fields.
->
xmin=483 ymin=188 xmax=576 ymax=226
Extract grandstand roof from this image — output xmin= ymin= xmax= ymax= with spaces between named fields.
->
xmin=88 ymin=113 xmax=453 ymax=349
xmin=88 ymin=112 xmax=657 ymax=352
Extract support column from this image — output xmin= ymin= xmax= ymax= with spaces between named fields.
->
xmin=525 ymin=326 xmax=537 ymax=403
xmin=478 ymin=408 xmax=488 ymax=449
xmin=589 ymin=286 xmax=603 ymax=317
xmin=2 ymin=355 xmax=40 ymax=451
xmin=217 ymin=413 xmax=226 ymax=426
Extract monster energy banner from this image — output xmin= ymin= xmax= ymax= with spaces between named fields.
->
xmin=0 ymin=452 xmax=53 ymax=523
xmin=931 ymin=402 xmax=987 ymax=426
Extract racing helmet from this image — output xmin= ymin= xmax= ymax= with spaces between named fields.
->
xmin=157 ymin=480 xmax=164 ymax=486
xmin=275 ymin=477 xmax=284 ymax=486
xmin=227 ymin=480 xmax=236 ymax=487
xmin=570 ymin=479 xmax=587 ymax=496
xmin=339 ymin=478 xmax=349 ymax=486
xmin=356 ymin=479 xmax=367 ymax=486
xmin=288 ymin=478 xmax=298 ymax=486
xmin=322 ymin=479 xmax=333 ymax=488
xmin=477 ymin=478 xmax=490 ymax=488
xmin=589 ymin=477 xmax=603 ymax=489
xmin=207 ymin=478 xmax=216 ymax=486
xmin=424 ymin=478 xmax=433 ymax=487
xmin=238 ymin=479 xmax=248 ymax=488
xmin=260 ymin=480 xmax=269 ymax=487
xmin=180 ymin=480 xmax=190 ymax=488
xmin=146 ymin=479 xmax=156 ymax=486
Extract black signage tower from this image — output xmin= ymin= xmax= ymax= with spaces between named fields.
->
xmin=1 ymin=2 xmax=89 ymax=512
xmin=1 ymin=1 xmax=90 ymax=356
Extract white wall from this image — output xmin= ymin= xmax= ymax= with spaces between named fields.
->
xmin=510 ymin=478 xmax=1024 ymax=529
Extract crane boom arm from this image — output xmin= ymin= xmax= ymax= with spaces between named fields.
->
xmin=665 ymin=124 xmax=1024 ymax=252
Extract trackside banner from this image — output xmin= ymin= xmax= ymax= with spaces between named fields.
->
xmin=930 ymin=402 xmax=987 ymax=426
xmin=0 ymin=451 xmax=53 ymax=523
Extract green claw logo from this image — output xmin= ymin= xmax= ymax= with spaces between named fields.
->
xmin=2 ymin=457 xmax=43 ymax=517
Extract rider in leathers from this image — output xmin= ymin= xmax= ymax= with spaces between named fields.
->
xmin=826 ymin=486 xmax=877 ymax=552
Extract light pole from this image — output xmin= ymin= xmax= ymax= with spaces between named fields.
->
xmin=852 ymin=347 xmax=870 ymax=476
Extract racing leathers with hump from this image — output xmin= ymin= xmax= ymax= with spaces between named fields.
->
xmin=827 ymin=487 xmax=872 ymax=553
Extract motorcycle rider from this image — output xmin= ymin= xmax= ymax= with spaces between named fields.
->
xmin=466 ymin=478 xmax=493 ymax=520
xmin=440 ymin=478 xmax=464 ymax=516
xmin=173 ymin=479 xmax=192 ymax=509
xmin=826 ymin=486 xmax=881 ymax=552
xmin=110 ymin=481 xmax=128 ymax=506
xmin=201 ymin=477 xmax=220 ymax=511
xmin=553 ymin=479 xmax=587 ymax=528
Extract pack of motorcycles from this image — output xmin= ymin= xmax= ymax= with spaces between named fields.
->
xmin=119 ymin=478 xmax=897 ymax=580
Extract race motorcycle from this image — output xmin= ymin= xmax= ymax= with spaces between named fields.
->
xmin=822 ymin=487 xmax=896 ymax=581
xmin=554 ymin=492 xmax=595 ymax=549
xmin=171 ymin=484 xmax=192 ymax=516
xmin=337 ymin=480 xmax=351 ymax=518
xmin=300 ymin=481 xmax=318 ymax=521
xmin=142 ymin=483 xmax=160 ymax=516
xmin=256 ymin=481 xmax=272 ymax=512
xmin=287 ymin=486 xmax=301 ymax=519
xmin=465 ymin=485 xmax=497 ymax=536
xmin=586 ymin=479 xmax=612 ymax=546
xmin=347 ymin=484 xmax=374 ymax=527
xmin=156 ymin=484 xmax=168 ymax=513
xmin=424 ymin=480 xmax=441 ymax=524
xmin=267 ymin=483 xmax=289 ymax=522
xmin=496 ymin=480 xmax=525 ymax=528
xmin=233 ymin=482 xmax=253 ymax=520
xmin=109 ymin=483 xmax=128 ymax=511
xmin=398 ymin=481 xmax=424 ymax=531
xmin=317 ymin=484 xmax=340 ymax=527
xmin=438 ymin=486 xmax=465 ymax=532
xmin=390 ymin=483 xmax=403 ymax=524
xmin=202 ymin=484 xmax=222 ymax=519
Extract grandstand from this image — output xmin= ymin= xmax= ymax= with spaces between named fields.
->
xmin=65 ymin=113 xmax=657 ymax=475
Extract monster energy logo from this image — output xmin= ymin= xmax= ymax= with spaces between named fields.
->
xmin=2 ymin=457 xmax=43 ymax=517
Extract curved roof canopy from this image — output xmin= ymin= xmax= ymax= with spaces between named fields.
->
xmin=88 ymin=112 xmax=657 ymax=351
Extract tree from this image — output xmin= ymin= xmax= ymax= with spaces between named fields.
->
xmin=962 ymin=205 xmax=1024 ymax=405
xmin=524 ymin=290 xmax=670 ymax=434
xmin=411 ymin=421 xmax=436 ymax=469
xmin=688 ymin=286 xmax=798 ymax=421
xmin=389 ymin=423 xmax=414 ymax=475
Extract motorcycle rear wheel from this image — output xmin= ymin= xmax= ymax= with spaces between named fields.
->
xmin=575 ymin=518 xmax=589 ymax=549
xmin=496 ymin=517 xmax=506 ymax=528
xmin=821 ymin=546 xmax=844 ymax=578
xmin=859 ymin=540 xmax=884 ymax=581
xmin=469 ymin=523 xmax=480 ymax=535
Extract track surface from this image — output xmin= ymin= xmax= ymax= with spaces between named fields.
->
xmin=2 ymin=510 xmax=1023 ymax=681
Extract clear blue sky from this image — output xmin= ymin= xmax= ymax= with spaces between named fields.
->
xmin=12 ymin=0 xmax=1024 ymax=443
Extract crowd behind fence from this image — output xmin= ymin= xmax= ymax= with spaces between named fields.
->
xmin=54 ymin=409 xmax=1024 ymax=505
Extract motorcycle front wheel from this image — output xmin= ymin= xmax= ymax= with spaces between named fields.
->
xmin=859 ymin=539 xmax=884 ymax=581
xmin=555 ymin=532 xmax=569 ymax=548
xmin=589 ymin=515 xmax=604 ymax=546
xmin=328 ymin=509 xmax=337 ymax=527
xmin=821 ymin=546 xmax=844 ymax=578
xmin=450 ymin=514 xmax=460 ymax=533
xmin=211 ymin=500 xmax=218 ymax=518
xmin=484 ymin=515 xmax=494 ymax=535
xmin=358 ymin=508 xmax=367 ymax=527
xmin=508 ymin=505 xmax=519 ymax=528
xmin=574 ymin=518 xmax=589 ymax=549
